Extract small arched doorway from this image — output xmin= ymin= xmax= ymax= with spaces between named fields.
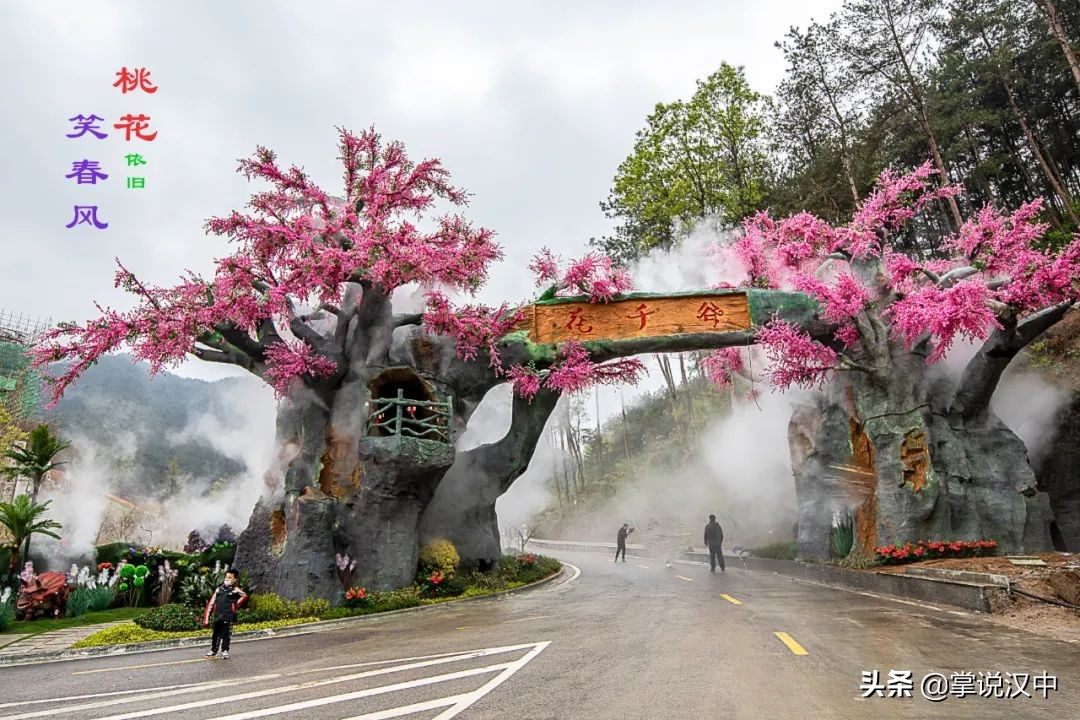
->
xmin=366 ymin=368 xmax=451 ymax=442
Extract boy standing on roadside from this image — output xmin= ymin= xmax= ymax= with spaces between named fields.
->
xmin=203 ymin=568 xmax=248 ymax=659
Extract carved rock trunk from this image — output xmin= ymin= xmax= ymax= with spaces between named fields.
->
xmin=419 ymin=389 xmax=561 ymax=569
xmin=789 ymin=349 xmax=1053 ymax=559
xmin=236 ymin=298 xmax=471 ymax=600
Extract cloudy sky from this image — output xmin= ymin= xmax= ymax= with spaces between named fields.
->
xmin=0 ymin=0 xmax=841 ymax=417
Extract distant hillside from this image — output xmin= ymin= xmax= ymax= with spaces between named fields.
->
xmin=39 ymin=355 xmax=260 ymax=499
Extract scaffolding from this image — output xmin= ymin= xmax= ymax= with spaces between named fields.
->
xmin=0 ymin=310 xmax=52 ymax=503
xmin=0 ymin=309 xmax=50 ymax=422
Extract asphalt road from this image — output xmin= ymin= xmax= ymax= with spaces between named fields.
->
xmin=0 ymin=550 xmax=1077 ymax=719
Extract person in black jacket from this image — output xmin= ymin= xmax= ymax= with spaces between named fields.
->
xmin=203 ymin=568 xmax=248 ymax=659
xmin=615 ymin=523 xmax=634 ymax=562
xmin=704 ymin=515 xmax=725 ymax=573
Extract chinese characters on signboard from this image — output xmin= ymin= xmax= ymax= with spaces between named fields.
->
xmin=64 ymin=67 xmax=158 ymax=230
xmin=515 ymin=293 xmax=752 ymax=345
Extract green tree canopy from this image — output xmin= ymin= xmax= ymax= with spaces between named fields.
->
xmin=595 ymin=62 xmax=773 ymax=264
xmin=2 ymin=424 xmax=69 ymax=504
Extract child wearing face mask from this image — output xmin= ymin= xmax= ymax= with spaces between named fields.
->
xmin=203 ymin=568 xmax=248 ymax=659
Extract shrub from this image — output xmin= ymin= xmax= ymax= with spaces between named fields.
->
xmin=71 ymin=617 xmax=320 ymax=649
xmin=134 ymin=604 xmax=201 ymax=631
xmin=295 ymin=597 xmax=331 ymax=618
xmin=418 ymin=539 xmax=459 ymax=576
xmin=830 ymin=512 xmax=855 ymax=559
xmin=248 ymin=592 xmax=292 ymax=620
xmin=418 ymin=569 xmax=466 ymax=599
xmin=370 ymin=586 xmax=421 ymax=613
xmin=214 ymin=524 xmax=237 ymax=544
xmin=826 ymin=553 xmax=883 ymax=570
xmin=184 ymin=530 xmax=209 ymax=554
xmin=500 ymin=554 xmax=560 ymax=585
xmin=235 ymin=608 xmax=272 ymax=624
xmin=198 ymin=543 xmax=236 ymax=568
xmin=178 ymin=562 xmax=229 ymax=607
xmin=66 ymin=588 xmax=93 ymax=618
xmin=751 ymin=541 xmax=798 ymax=560
xmin=875 ymin=539 xmax=997 ymax=565
xmin=320 ymin=606 xmax=356 ymax=620
xmin=0 ymin=588 xmax=14 ymax=631
xmin=343 ymin=587 xmax=372 ymax=609
xmin=89 ymin=583 xmax=116 ymax=611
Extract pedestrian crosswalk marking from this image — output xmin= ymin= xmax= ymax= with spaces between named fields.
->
xmin=774 ymin=631 xmax=808 ymax=656
xmin=4 ymin=643 xmax=548 ymax=720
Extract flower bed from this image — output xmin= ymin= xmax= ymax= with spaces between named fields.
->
xmin=874 ymin=540 xmax=997 ymax=565
xmin=71 ymin=617 xmax=319 ymax=649
xmin=67 ymin=553 xmax=562 ymax=650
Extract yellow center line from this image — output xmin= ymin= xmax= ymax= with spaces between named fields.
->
xmin=455 ymin=626 xmax=472 ymax=631
xmin=720 ymin=594 xmax=743 ymax=605
xmin=675 ymin=575 xmax=694 ymax=582
xmin=73 ymin=658 xmax=210 ymax=675
xmin=774 ymin=631 xmax=808 ymax=656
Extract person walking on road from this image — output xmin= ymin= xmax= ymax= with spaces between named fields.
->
xmin=203 ymin=568 xmax=248 ymax=659
xmin=704 ymin=514 xmax=725 ymax=573
xmin=615 ymin=523 xmax=634 ymax=562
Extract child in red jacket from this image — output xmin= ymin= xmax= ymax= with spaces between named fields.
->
xmin=203 ymin=569 xmax=248 ymax=659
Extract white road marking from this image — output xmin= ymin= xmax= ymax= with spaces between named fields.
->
xmin=0 ymin=681 xmax=224 ymax=709
xmin=428 ymin=640 xmax=549 ymax=720
xmin=500 ymin=615 xmax=549 ymax=624
xmin=562 ymin=562 xmax=581 ymax=583
xmin=73 ymin=657 xmax=208 ymax=674
xmin=676 ymin=575 xmax=694 ymax=583
xmin=212 ymin=641 xmax=551 ymax=720
xmin=206 ymin=664 xmax=511 ymax=720
xmin=637 ymin=564 xmax=650 ymax=569
xmin=13 ymin=643 xmax=544 ymax=720
xmin=0 ymin=675 xmax=282 ymax=720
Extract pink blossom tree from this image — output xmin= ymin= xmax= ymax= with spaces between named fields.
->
xmin=34 ymin=129 xmax=760 ymax=597
xmin=706 ymin=162 xmax=1080 ymax=556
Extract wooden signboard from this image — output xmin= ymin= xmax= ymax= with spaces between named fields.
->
xmin=515 ymin=292 xmax=752 ymax=345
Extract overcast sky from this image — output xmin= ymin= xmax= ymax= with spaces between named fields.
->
xmin=0 ymin=0 xmax=841 ymax=418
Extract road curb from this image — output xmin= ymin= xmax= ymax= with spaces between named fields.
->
xmin=681 ymin=551 xmax=1005 ymax=613
xmin=529 ymin=538 xmax=650 ymax=557
xmin=533 ymin=538 xmax=1001 ymax=613
xmin=0 ymin=567 xmax=567 ymax=668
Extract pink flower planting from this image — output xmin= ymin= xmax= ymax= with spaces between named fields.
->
xmin=756 ymin=318 xmax=838 ymax=390
xmin=422 ymin=291 xmax=523 ymax=369
xmin=528 ymin=248 xmax=560 ymax=287
xmin=507 ymin=365 xmax=543 ymax=400
xmin=32 ymin=128 xmax=503 ymax=405
xmin=529 ymin=248 xmax=633 ymax=302
xmin=711 ymin=161 xmax=1080 ymax=392
xmin=544 ymin=340 xmax=646 ymax=394
xmin=700 ymin=347 xmax=745 ymax=391
xmin=886 ymin=281 xmax=1001 ymax=362
xmin=791 ymin=271 xmax=871 ymax=325
xmin=264 ymin=341 xmax=338 ymax=398
xmin=502 ymin=341 xmax=646 ymax=401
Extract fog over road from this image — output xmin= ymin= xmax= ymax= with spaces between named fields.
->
xmin=1 ymin=550 xmax=1077 ymax=719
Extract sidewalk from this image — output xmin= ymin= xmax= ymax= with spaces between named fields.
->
xmin=0 ymin=621 xmax=129 ymax=657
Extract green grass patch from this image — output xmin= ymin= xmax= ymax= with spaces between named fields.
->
xmin=1 ymin=607 xmax=147 ymax=637
xmin=750 ymin=541 xmax=797 ymax=560
xmin=71 ymin=617 xmax=320 ymax=649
